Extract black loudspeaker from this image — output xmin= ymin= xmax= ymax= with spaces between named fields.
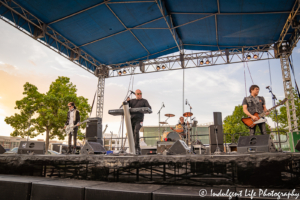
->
xmin=80 ymin=141 xmax=106 ymax=154
xmin=213 ymin=112 xmax=222 ymax=126
xmin=0 ymin=144 xmax=5 ymax=154
xmin=18 ymin=141 xmax=45 ymax=154
xmin=157 ymin=141 xmax=174 ymax=154
xmin=237 ymin=135 xmax=277 ymax=153
xmin=168 ymin=140 xmax=190 ymax=155
xmin=86 ymin=117 xmax=102 ymax=145
xmin=209 ymin=125 xmax=224 ymax=153
xmin=295 ymin=140 xmax=300 ymax=152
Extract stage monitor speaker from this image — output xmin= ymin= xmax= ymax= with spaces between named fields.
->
xmin=80 ymin=142 xmax=106 ymax=154
xmin=86 ymin=117 xmax=102 ymax=145
xmin=157 ymin=141 xmax=174 ymax=154
xmin=18 ymin=141 xmax=45 ymax=155
xmin=0 ymin=144 xmax=5 ymax=154
xmin=295 ymin=140 xmax=300 ymax=152
xmin=169 ymin=140 xmax=190 ymax=155
xmin=209 ymin=125 xmax=224 ymax=154
xmin=237 ymin=135 xmax=277 ymax=154
xmin=213 ymin=112 xmax=222 ymax=126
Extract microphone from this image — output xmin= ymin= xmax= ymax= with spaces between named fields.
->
xmin=185 ymin=99 xmax=187 ymax=105
xmin=130 ymin=90 xmax=136 ymax=95
xmin=266 ymin=86 xmax=270 ymax=89
xmin=163 ymin=102 xmax=165 ymax=107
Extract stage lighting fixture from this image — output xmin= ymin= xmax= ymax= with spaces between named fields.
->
xmin=162 ymin=65 xmax=166 ymax=69
xmin=253 ymin=54 xmax=258 ymax=59
xmin=205 ymin=60 xmax=210 ymax=64
xmin=123 ymin=70 xmax=127 ymax=74
xmin=247 ymin=55 xmax=251 ymax=60
xmin=118 ymin=71 xmax=122 ymax=75
xmin=200 ymin=60 xmax=204 ymax=65
xmin=157 ymin=66 xmax=160 ymax=70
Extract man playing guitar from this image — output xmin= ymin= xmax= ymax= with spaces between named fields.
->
xmin=242 ymin=85 xmax=269 ymax=135
xmin=171 ymin=116 xmax=190 ymax=139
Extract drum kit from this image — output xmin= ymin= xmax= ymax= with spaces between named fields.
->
xmin=159 ymin=112 xmax=195 ymax=143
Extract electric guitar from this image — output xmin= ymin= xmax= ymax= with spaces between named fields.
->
xmin=65 ymin=120 xmax=89 ymax=135
xmin=241 ymin=98 xmax=287 ymax=128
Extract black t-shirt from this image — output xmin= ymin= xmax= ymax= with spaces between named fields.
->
xmin=127 ymin=98 xmax=151 ymax=120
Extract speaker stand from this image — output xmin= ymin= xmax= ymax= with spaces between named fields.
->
xmin=214 ymin=126 xmax=222 ymax=155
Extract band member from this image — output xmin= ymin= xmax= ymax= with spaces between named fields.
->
xmin=127 ymin=89 xmax=151 ymax=155
xmin=64 ymin=102 xmax=80 ymax=154
xmin=170 ymin=116 xmax=190 ymax=139
xmin=242 ymin=85 xmax=269 ymax=135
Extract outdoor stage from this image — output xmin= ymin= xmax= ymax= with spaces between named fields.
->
xmin=1 ymin=152 xmax=300 ymax=189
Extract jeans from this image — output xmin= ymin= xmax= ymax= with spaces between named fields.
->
xmin=249 ymin=122 xmax=266 ymax=136
xmin=131 ymin=118 xmax=143 ymax=151
xmin=68 ymin=127 xmax=78 ymax=153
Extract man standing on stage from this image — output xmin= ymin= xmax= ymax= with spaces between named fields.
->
xmin=64 ymin=102 xmax=80 ymax=154
xmin=242 ymin=85 xmax=269 ymax=135
xmin=127 ymin=89 xmax=151 ymax=155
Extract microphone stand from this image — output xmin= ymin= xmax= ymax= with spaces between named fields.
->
xmin=186 ymin=100 xmax=192 ymax=146
xmin=214 ymin=125 xmax=222 ymax=154
xmin=266 ymin=87 xmax=282 ymax=151
xmin=157 ymin=103 xmax=165 ymax=138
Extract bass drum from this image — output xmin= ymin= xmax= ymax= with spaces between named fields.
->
xmin=166 ymin=132 xmax=182 ymax=141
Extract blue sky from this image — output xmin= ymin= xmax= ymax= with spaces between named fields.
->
xmin=0 ymin=19 xmax=299 ymax=140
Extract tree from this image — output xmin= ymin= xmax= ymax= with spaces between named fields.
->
xmin=269 ymin=88 xmax=300 ymax=132
xmin=5 ymin=76 xmax=91 ymax=152
xmin=223 ymin=105 xmax=271 ymax=143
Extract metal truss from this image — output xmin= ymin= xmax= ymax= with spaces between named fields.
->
xmin=107 ymin=44 xmax=275 ymax=77
xmin=96 ymin=75 xmax=105 ymax=119
xmin=0 ymin=0 xmax=100 ymax=74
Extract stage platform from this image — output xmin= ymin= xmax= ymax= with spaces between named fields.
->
xmin=0 ymin=152 xmax=300 ymax=189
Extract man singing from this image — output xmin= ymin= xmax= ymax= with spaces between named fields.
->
xmin=242 ymin=85 xmax=269 ymax=135
xmin=127 ymin=89 xmax=151 ymax=155
xmin=64 ymin=102 xmax=80 ymax=154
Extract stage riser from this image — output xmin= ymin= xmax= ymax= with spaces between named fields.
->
xmin=0 ymin=153 xmax=300 ymax=188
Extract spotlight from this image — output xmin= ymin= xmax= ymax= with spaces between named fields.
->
xmin=253 ymin=54 xmax=258 ymax=59
xmin=123 ymin=70 xmax=127 ymax=74
xmin=157 ymin=66 xmax=160 ymax=70
xmin=200 ymin=60 xmax=203 ymax=65
xmin=205 ymin=60 xmax=210 ymax=64
xmin=247 ymin=55 xmax=251 ymax=60
xmin=162 ymin=65 xmax=166 ymax=69
xmin=118 ymin=71 xmax=122 ymax=75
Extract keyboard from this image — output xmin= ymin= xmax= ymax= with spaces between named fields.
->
xmin=108 ymin=107 xmax=152 ymax=116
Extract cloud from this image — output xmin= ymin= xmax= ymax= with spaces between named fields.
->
xmin=28 ymin=60 xmax=37 ymax=66
xmin=0 ymin=62 xmax=18 ymax=73
xmin=297 ymin=48 xmax=300 ymax=53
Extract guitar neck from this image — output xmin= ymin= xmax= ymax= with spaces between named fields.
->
xmin=259 ymin=99 xmax=286 ymax=117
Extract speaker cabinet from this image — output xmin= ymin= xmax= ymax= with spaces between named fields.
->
xmin=237 ymin=135 xmax=277 ymax=153
xmin=80 ymin=142 xmax=106 ymax=154
xmin=169 ymin=140 xmax=190 ymax=155
xmin=86 ymin=117 xmax=102 ymax=145
xmin=157 ymin=141 xmax=174 ymax=154
xmin=213 ymin=112 xmax=222 ymax=126
xmin=0 ymin=144 xmax=5 ymax=154
xmin=18 ymin=141 xmax=45 ymax=155
xmin=209 ymin=125 xmax=224 ymax=153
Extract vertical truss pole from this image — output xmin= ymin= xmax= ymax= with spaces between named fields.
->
xmin=96 ymin=75 xmax=105 ymax=118
xmin=279 ymin=53 xmax=298 ymax=132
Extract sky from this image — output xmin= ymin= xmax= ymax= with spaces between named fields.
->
xmin=0 ymin=19 xmax=299 ymax=141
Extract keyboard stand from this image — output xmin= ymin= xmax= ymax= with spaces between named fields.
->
xmin=123 ymin=102 xmax=136 ymax=154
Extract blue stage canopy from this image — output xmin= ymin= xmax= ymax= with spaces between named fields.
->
xmin=0 ymin=0 xmax=298 ymax=66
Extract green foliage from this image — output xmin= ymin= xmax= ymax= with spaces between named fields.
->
xmin=5 ymin=76 xmax=91 ymax=151
xmin=223 ymin=105 xmax=271 ymax=143
xmin=269 ymin=88 xmax=300 ymax=132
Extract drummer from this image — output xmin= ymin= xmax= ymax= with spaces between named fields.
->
xmin=170 ymin=116 xmax=190 ymax=138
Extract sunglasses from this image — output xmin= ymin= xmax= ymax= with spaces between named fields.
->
xmin=136 ymin=93 xmax=142 ymax=95
xmin=68 ymin=106 xmax=72 ymax=107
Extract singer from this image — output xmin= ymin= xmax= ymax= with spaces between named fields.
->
xmin=126 ymin=89 xmax=151 ymax=155
xmin=242 ymin=85 xmax=269 ymax=135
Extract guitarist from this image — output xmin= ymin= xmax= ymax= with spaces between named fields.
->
xmin=64 ymin=102 xmax=80 ymax=154
xmin=242 ymin=85 xmax=269 ymax=135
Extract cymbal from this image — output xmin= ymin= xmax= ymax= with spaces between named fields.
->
xmin=165 ymin=113 xmax=175 ymax=117
xmin=183 ymin=112 xmax=193 ymax=117
xmin=159 ymin=121 xmax=168 ymax=124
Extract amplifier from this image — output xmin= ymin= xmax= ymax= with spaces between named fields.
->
xmin=18 ymin=141 xmax=45 ymax=155
xmin=80 ymin=142 xmax=106 ymax=154
xmin=237 ymin=135 xmax=277 ymax=153
xmin=86 ymin=117 xmax=102 ymax=145
xmin=157 ymin=141 xmax=174 ymax=154
xmin=141 ymin=147 xmax=157 ymax=155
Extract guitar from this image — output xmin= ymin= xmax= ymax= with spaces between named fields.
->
xmin=241 ymin=98 xmax=287 ymax=128
xmin=65 ymin=120 xmax=89 ymax=135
